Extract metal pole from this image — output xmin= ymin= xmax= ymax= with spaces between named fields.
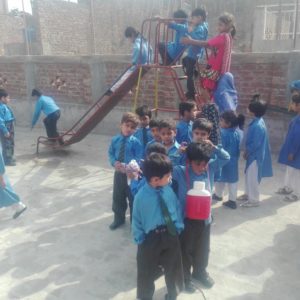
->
xmin=22 ymin=0 xmax=30 ymax=55
xmin=294 ymin=0 xmax=299 ymax=49
xmin=90 ymin=0 xmax=96 ymax=54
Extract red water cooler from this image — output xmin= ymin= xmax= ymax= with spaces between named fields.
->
xmin=186 ymin=181 xmax=211 ymax=220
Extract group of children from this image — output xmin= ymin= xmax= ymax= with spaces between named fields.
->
xmin=106 ymin=82 xmax=300 ymax=298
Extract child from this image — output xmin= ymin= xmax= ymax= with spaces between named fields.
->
xmin=176 ymin=101 xmax=197 ymax=144
xmin=182 ymin=13 xmax=236 ymax=101
xmin=159 ymin=9 xmax=188 ymax=65
xmin=108 ymin=112 xmax=143 ymax=230
xmin=213 ymin=72 xmax=238 ymax=114
xmin=31 ymin=89 xmax=63 ymax=145
xmin=159 ymin=119 xmax=184 ymax=166
xmin=134 ymin=105 xmax=153 ymax=152
xmin=182 ymin=8 xmax=208 ymax=99
xmin=0 ymin=89 xmax=16 ymax=166
xmin=172 ymin=142 xmax=230 ymax=291
xmin=277 ymin=94 xmax=300 ymax=202
xmin=0 ymin=144 xmax=27 ymax=219
xmin=214 ymin=111 xmax=245 ymax=209
xmin=192 ymin=118 xmax=213 ymax=143
xmin=147 ymin=119 xmax=162 ymax=147
xmin=132 ymin=153 xmax=184 ymax=300
xmin=108 ymin=27 xmax=153 ymax=94
xmin=239 ymin=95 xmax=273 ymax=207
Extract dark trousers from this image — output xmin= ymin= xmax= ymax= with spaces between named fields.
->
xmin=182 ymin=56 xmax=197 ymax=99
xmin=0 ymin=121 xmax=15 ymax=164
xmin=137 ymin=229 xmax=184 ymax=300
xmin=43 ymin=110 xmax=60 ymax=139
xmin=180 ymin=219 xmax=211 ymax=284
xmin=112 ymin=171 xmax=133 ymax=222
xmin=158 ymin=42 xmax=174 ymax=66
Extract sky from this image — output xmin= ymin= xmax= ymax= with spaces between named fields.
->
xmin=8 ymin=0 xmax=32 ymax=13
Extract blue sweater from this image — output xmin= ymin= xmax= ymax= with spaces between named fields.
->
xmin=167 ymin=22 xmax=188 ymax=59
xmin=32 ymin=95 xmax=60 ymax=127
xmin=187 ymin=22 xmax=208 ymax=60
xmin=132 ymin=183 xmax=184 ymax=244
xmin=176 ymin=120 xmax=193 ymax=144
xmin=0 ymin=103 xmax=15 ymax=135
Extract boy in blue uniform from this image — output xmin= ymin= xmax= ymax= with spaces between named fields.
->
xmin=172 ymin=142 xmax=230 ymax=291
xmin=132 ymin=153 xmax=184 ymax=300
xmin=159 ymin=10 xmax=188 ymax=65
xmin=31 ymin=89 xmax=63 ymax=145
xmin=214 ymin=111 xmax=245 ymax=209
xmin=239 ymin=95 xmax=273 ymax=207
xmin=176 ymin=101 xmax=197 ymax=144
xmin=108 ymin=112 xmax=143 ymax=230
xmin=277 ymin=94 xmax=300 ymax=202
xmin=134 ymin=105 xmax=153 ymax=154
xmin=159 ymin=119 xmax=184 ymax=166
xmin=147 ymin=119 xmax=162 ymax=147
xmin=182 ymin=8 xmax=208 ymax=99
xmin=0 ymin=144 xmax=27 ymax=219
xmin=0 ymin=89 xmax=16 ymax=166
xmin=192 ymin=118 xmax=213 ymax=143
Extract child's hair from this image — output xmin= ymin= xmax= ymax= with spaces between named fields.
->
xmin=0 ymin=89 xmax=8 ymax=99
xmin=146 ymin=142 xmax=167 ymax=157
xmin=159 ymin=119 xmax=176 ymax=131
xmin=173 ymin=9 xmax=188 ymax=19
xmin=125 ymin=27 xmax=139 ymax=38
xmin=186 ymin=142 xmax=212 ymax=163
xmin=121 ymin=112 xmax=139 ymax=127
xmin=31 ymin=88 xmax=42 ymax=97
xmin=191 ymin=7 xmax=207 ymax=21
xmin=292 ymin=94 xmax=300 ymax=104
xmin=221 ymin=110 xmax=245 ymax=130
xmin=192 ymin=118 xmax=213 ymax=134
xmin=135 ymin=105 xmax=152 ymax=119
xmin=143 ymin=153 xmax=172 ymax=182
xmin=248 ymin=94 xmax=268 ymax=117
xmin=179 ymin=101 xmax=196 ymax=117
xmin=149 ymin=119 xmax=160 ymax=128
xmin=219 ymin=13 xmax=236 ymax=38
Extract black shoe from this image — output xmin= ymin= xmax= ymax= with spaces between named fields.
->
xmin=223 ymin=200 xmax=237 ymax=209
xmin=193 ymin=271 xmax=214 ymax=288
xmin=109 ymin=219 xmax=125 ymax=230
xmin=212 ymin=194 xmax=223 ymax=201
xmin=184 ymin=281 xmax=196 ymax=293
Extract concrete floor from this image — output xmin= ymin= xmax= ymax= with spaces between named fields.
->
xmin=0 ymin=127 xmax=299 ymax=300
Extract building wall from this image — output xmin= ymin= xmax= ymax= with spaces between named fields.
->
xmin=0 ymin=52 xmax=298 ymax=152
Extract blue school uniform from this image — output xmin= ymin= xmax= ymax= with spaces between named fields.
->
xmin=278 ymin=115 xmax=300 ymax=169
xmin=187 ymin=22 xmax=209 ymax=60
xmin=176 ymin=120 xmax=192 ymax=144
xmin=245 ymin=117 xmax=273 ymax=182
xmin=31 ymin=95 xmax=60 ymax=127
xmin=132 ymin=183 xmax=184 ymax=244
xmin=172 ymin=146 xmax=230 ymax=221
xmin=0 ymin=145 xmax=20 ymax=207
xmin=0 ymin=103 xmax=15 ymax=135
xmin=218 ymin=128 xmax=242 ymax=183
xmin=108 ymin=134 xmax=143 ymax=166
xmin=134 ymin=127 xmax=152 ymax=154
xmin=167 ymin=22 xmax=188 ymax=60
xmin=132 ymin=34 xmax=153 ymax=66
xmin=166 ymin=140 xmax=185 ymax=166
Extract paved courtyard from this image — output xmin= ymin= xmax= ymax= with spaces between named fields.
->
xmin=0 ymin=127 xmax=299 ymax=300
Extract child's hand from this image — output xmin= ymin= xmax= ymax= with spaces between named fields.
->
xmin=288 ymin=154 xmax=294 ymax=161
xmin=204 ymin=139 xmax=216 ymax=149
xmin=179 ymin=142 xmax=188 ymax=153
xmin=0 ymin=175 xmax=5 ymax=189
xmin=181 ymin=36 xmax=192 ymax=45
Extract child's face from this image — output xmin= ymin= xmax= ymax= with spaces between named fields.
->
xmin=139 ymin=115 xmax=150 ymax=128
xmin=191 ymin=15 xmax=203 ymax=26
xmin=192 ymin=129 xmax=210 ymax=143
xmin=160 ymin=127 xmax=176 ymax=145
xmin=184 ymin=107 xmax=197 ymax=121
xmin=151 ymin=172 xmax=172 ymax=187
xmin=0 ymin=96 xmax=10 ymax=104
xmin=217 ymin=21 xmax=230 ymax=34
xmin=220 ymin=118 xmax=230 ymax=129
xmin=291 ymin=90 xmax=300 ymax=97
xmin=150 ymin=127 xmax=161 ymax=142
xmin=190 ymin=160 xmax=208 ymax=175
xmin=291 ymin=102 xmax=300 ymax=113
xmin=120 ymin=121 xmax=136 ymax=137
